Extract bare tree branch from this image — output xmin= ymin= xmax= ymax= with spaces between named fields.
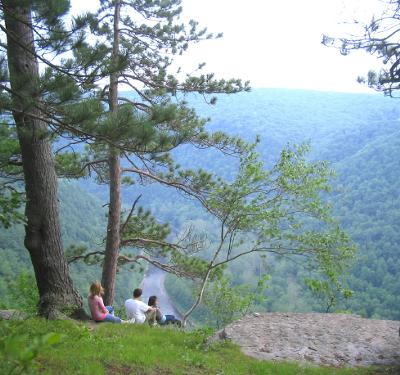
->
xmin=120 ymin=194 xmax=142 ymax=235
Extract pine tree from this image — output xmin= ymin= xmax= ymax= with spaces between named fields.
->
xmin=0 ymin=0 xmax=86 ymax=318
xmin=59 ymin=0 xmax=250 ymax=305
xmin=54 ymin=1 xmax=354 ymax=313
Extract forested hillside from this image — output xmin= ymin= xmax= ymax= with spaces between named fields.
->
xmin=1 ymin=88 xmax=399 ymax=320
xmin=333 ymin=133 xmax=400 ymax=318
xmin=75 ymin=89 xmax=400 ymax=321
xmin=163 ymin=89 xmax=400 ymax=321
xmin=0 ymin=181 xmax=142 ymax=308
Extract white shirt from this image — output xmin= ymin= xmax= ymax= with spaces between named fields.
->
xmin=125 ymin=298 xmax=149 ymax=324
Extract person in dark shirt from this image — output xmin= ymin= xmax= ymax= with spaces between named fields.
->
xmin=147 ymin=295 xmax=181 ymax=327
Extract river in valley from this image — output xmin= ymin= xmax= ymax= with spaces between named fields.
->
xmin=139 ymin=265 xmax=182 ymax=319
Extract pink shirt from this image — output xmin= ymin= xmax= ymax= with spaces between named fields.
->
xmin=88 ymin=295 xmax=108 ymax=321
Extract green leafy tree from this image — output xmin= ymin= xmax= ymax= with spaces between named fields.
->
xmin=202 ymin=275 xmax=269 ymax=329
xmin=181 ymin=144 xmax=356 ymax=326
xmin=305 ymin=278 xmax=353 ymax=313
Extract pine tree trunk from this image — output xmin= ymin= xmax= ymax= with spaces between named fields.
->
xmin=101 ymin=0 xmax=121 ymax=306
xmin=2 ymin=0 xmax=86 ymax=319
xmin=102 ymin=151 xmax=121 ymax=305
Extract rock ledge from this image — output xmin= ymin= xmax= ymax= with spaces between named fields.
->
xmin=211 ymin=312 xmax=400 ymax=368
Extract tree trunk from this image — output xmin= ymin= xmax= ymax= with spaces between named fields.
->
xmin=2 ymin=0 xmax=86 ymax=319
xmin=102 ymin=150 xmax=121 ymax=305
xmin=181 ymin=237 xmax=225 ymax=326
xmin=101 ymin=0 xmax=121 ymax=305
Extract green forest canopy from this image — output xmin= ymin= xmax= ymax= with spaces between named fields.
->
xmin=1 ymin=88 xmax=399 ymax=320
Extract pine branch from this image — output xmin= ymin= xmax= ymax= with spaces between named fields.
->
xmin=121 ymin=167 xmax=209 ymax=207
xmin=0 ymin=23 xmax=102 ymax=84
xmin=117 ymin=96 xmax=151 ymax=111
xmin=120 ymin=194 xmax=142 ymax=235
xmin=54 ymin=140 xmax=86 ymax=154
xmin=120 ymin=236 xmax=181 ymax=249
xmin=67 ymin=247 xmax=198 ymax=279
xmin=119 ymin=253 xmax=199 ymax=279
xmin=67 ymin=250 xmax=105 ymax=264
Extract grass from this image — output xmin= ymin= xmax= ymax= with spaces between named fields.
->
xmin=0 ymin=318 xmax=393 ymax=375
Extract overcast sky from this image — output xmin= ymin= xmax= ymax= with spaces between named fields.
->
xmin=71 ymin=0 xmax=386 ymax=93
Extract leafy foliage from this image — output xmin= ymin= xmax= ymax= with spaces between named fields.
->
xmin=0 ymin=322 xmax=62 ymax=375
xmin=202 ymin=276 xmax=269 ymax=329
xmin=175 ymin=141 xmax=355 ymax=324
xmin=3 ymin=273 xmax=39 ymax=314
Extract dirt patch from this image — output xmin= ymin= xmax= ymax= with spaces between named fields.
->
xmin=104 ymin=362 xmax=133 ymax=375
xmin=210 ymin=313 xmax=400 ymax=368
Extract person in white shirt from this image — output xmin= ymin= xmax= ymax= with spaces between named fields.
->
xmin=125 ymin=288 xmax=156 ymax=324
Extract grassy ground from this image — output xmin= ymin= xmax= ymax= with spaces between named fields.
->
xmin=0 ymin=318 xmax=394 ymax=375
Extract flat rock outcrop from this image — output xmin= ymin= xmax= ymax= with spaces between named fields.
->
xmin=211 ymin=313 xmax=400 ymax=368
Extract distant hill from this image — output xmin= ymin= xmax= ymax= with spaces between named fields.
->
xmin=161 ymin=89 xmax=400 ymax=321
xmin=1 ymin=88 xmax=399 ymax=320
xmin=197 ymin=89 xmax=400 ymax=319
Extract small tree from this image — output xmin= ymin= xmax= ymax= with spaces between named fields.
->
xmin=181 ymin=144 xmax=355 ymax=326
xmin=305 ymin=277 xmax=353 ymax=313
xmin=202 ymin=275 xmax=269 ymax=329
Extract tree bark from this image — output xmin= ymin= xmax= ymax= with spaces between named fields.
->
xmin=2 ymin=0 xmax=86 ymax=319
xmin=101 ymin=0 xmax=121 ymax=305
xmin=102 ymin=150 xmax=121 ymax=305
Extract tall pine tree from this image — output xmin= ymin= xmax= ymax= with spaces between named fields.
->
xmin=59 ymin=0 xmax=250 ymax=304
xmin=0 ymin=0 xmax=86 ymax=318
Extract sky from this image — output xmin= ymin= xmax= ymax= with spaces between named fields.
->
xmin=70 ymin=0 xmax=387 ymax=93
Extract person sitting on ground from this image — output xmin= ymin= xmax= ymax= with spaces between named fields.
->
xmin=88 ymin=281 xmax=122 ymax=323
xmin=125 ymin=288 xmax=156 ymax=324
xmin=148 ymin=295 xmax=182 ymax=327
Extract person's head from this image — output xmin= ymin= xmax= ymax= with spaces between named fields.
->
xmin=133 ymin=288 xmax=142 ymax=299
xmin=148 ymin=295 xmax=157 ymax=307
xmin=89 ymin=281 xmax=104 ymax=297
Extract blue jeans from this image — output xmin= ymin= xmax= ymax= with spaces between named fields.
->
xmin=159 ymin=314 xmax=180 ymax=326
xmin=102 ymin=306 xmax=122 ymax=323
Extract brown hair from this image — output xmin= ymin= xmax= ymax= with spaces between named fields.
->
xmin=133 ymin=288 xmax=142 ymax=298
xmin=89 ymin=281 xmax=104 ymax=297
xmin=148 ymin=295 xmax=157 ymax=307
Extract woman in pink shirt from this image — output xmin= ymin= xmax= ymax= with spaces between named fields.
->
xmin=88 ymin=281 xmax=122 ymax=323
